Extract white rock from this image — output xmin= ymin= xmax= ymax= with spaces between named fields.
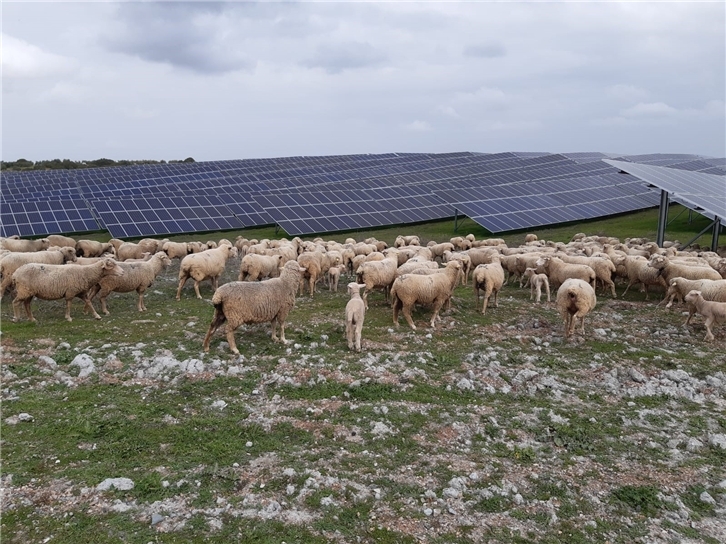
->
xmin=70 ymin=354 xmax=96 ymax=378
xmin=97 ymin=478 xmax=135 ymax=491
xmin=456 ymin=378 xmax=475 ymax=391
xmin=699 ymin=491 xmax=716 ymax=505
xmin=686 ymin=438 xmax=703 ymax=452
xmin=38 ymin=356 xmax=57 ymax=369
xmin=17 ymin=413 xmax=34 ymax=422
xmin=709 ymin=434 xmax=726 ymax=449
xmin=211 ymin=400 xmax=227 ymax=410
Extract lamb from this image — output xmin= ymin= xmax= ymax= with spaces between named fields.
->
xmin=176 ymin=243 xmax=238 ymax=300
xmin=356 ymin=255 xmax=399 ymax=309
xmin=556 ymin=278 xmax=597 ymax=338
xmin=472 ymin=256 xmax=505 ymax=315
xmin=535 ymin=256 xmax=596 ymax=290
xmin=345 ymin=283 xmax=367 ymax=352
xmin=523 ymin=267 xmax=551 ymax=303
xmin=0 ymin=247 xmax=77 ymax=298
xmin=11 ymin=258 xmax=124 ymax=322
xmin=162 ymin=241 xmax=191 ymax=260
xmin=684 ymin=290 xmax=726 ymax=341
xmin=389 ymin=261 xmax=461 ymax=329
xmin=443 ymin=250 xmax=472 ymax=285
xmin=0 ymin=237 xmax=50 ymax=252
xmin=328 ymin=265 xmax=345 ymax=292
xmin=89 ymin=252 xmax=171 ymax=314
xmin=47 ymin=234 xmax=77 ymax=248
xmin=202 ymin=260 xmax=306 ymax=354
xmin=238 ymin=254 xmax=283 ymax=281
xmin=75 ymin=240 xmax=114 ymax=258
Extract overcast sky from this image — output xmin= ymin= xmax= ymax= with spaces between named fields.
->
xmin=2 ymin=1 xmax=724 ymax=162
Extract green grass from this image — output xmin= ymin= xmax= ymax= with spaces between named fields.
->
xmin=2 ymin=207 xmax=725 ymax=543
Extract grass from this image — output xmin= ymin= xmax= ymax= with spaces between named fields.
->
xmin=2 ymin=207 xmax=726 ymax=543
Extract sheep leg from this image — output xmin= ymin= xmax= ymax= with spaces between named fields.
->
xmin=225 ymin=325 xmax=240 ymax=355
xmin=354 ymin=321 xmax=362 ymax=351
xmin=308 ymin=275 xmax=315 ymax=298
xmin=12 ymin=296 xmax=32 ymax=322
xmin=402 ymin=303 xmax=417 ymax=330
xmin=492 ymin=289 xmax=499 ymax=308
xmin=685 ymin=307 xmax=696 ymax=326
xmin=622 ymin=280 xmax=636 ymax=297
xmin=279 ymin=320 xmax=288 ymax=343
xmin=346 ymin=320 xmax=354 ymax=350
xmin=202 ymin=306 xmax=226 ymax=352
xmin=481 ymin=292 xmax=490 ymax=315
xmin=78 ymin=293 xmax=102 ymax=320
xmin=429 ymin=300 xmax=445 ymax=328
xmin=392 ymin=298 xmax=402 ymax=327
xmin=175 ymin=276 xmax=188 ymax=300
xmin=703 ymin=317 xmax=715 ymax=341
xmin=193 ymin=280 xmax=203 ymax=299
xmin=545 ymin=280 xmax=551 ymax=302
xmin=362 ymin=289 xmax=370 ymax=310
xmin=137 ymin=291 xmax=145 ymax=312
xmin=607 ymin=279 xmax=617 ymax=298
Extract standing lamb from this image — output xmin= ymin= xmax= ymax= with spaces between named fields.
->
xmin=11 ymin=258 xmax=124 ymax=322
xmin=684 ymin=290 xmax=726 ymax=341
xmin=202 ymin=260 xmax=306 ymax=355
xmin=89 ymin=252 xmax=172 ymax=314
xmin=472 ymin=256 xmax=505 ymax=315
xmin=176 ymin=243 xmax=238 ymax=300
xmin=523 ymin=267 xmax=551 ymax=303
xmin=345 ymin=283 xmax=367 ymax=351
xmin=389 ymin=261 xmax=461 ymax=330
xmin=328 ymin=265 xmax=345 ymax=293
xmin=556 ymin=278 xmax=597 ymax=338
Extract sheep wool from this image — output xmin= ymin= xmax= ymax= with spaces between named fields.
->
xmin=202 ymin=260 xmax=306 ymax=355
xmin=12 ymin=258 xmax=124 ymax=322
xmin=345 ymin=283 xmax=367 ymax=352
xmin=472 ymin=256 xmax=505 ymax=315
xmin=684 ymin=290 xmax=726 ymax=341
xmin=176 ymin=243 xmax=238 ymax=300
xmin=0 ymin=247 xmax=77 ymax=298
xmin=556 ymin=278 xmax=597 ymax=338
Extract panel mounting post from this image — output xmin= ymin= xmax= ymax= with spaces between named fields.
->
xmin=656 ymin=190 xmax=669 ymax=247
xmin=454 ymin=208 xmax=459 ymax=233
xmin=712 ymin=217 xmax=722 ymax=252
xmin=275 ymin=224 xmax=280 ymax=236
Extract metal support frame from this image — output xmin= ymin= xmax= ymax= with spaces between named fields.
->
xmin=666 ymin=205 xmax=687 ymax=227
xmin=275 ymin=224 xmax=280 ymax=235
xmin=682 ymin=219 xmax=717 ymax=249
xmin=454 ymin=208 xmax=459 ymax=233
xmin=656 ymin=190 xmax=669 ymax=247
xmin=712 ymin=218 xmax=722 ymax=252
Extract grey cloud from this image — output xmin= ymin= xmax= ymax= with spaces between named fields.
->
xmin=464 ymin=43 xmax=506 ymax=59
xmin=303 ymin=42 xmax=387 ymax=74
xmin=102 ymin=3 xmax=251 ymax=74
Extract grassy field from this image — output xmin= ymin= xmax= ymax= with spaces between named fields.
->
xmin=1 ymin=206 xmax=725 ymax=543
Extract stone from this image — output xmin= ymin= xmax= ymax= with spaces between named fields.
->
xmin=151 ymin=513 xmax=164 ymax=525
xmin=70 ymin=354 xmax=96 ymax=378
xmin=664 ymin=369 xmax=690 ymax=383
xmin=686 ymin=438 xmax=704 ymax=452
xmin=699 ymin=491 xmax=716 ymax=505
xmin=708 ymin=434 xmax=726 ymax=449
xmin=628 ymin=368 xmax=647 ymax=383
xmin=97 ymin=478 xmax=135 ymax=491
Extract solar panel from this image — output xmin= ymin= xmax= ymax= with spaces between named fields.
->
xmin=0 ymin=197 xmax=99 ymax=237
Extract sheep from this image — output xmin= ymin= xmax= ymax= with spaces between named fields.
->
xmin=137 ymin=238 xmax=166 ymax=254
xmin=556 ymin=278 xmax=597 ymax=338
xmin=443 ymin=250 xmax=472 ymax=285
xmin=47 ymin=234 xmax=76 ymax=248
xmin=238 ymin=254 xmax=283 ymax=281
xmin=297 ymin=251 xmax=330 ymax=298
xmin=659 ymin=277 xmax=726 ymax=310
xmin=0 ymin=237 xmax=50 ymax=253
xmin=162 ymin=241 xmax=191 ymax=260
xmin=108 ymin=238 xmax=125 ymax=254
xmin=202 ymin=260 xmax=306 ymax=354
xmin=394 ymin=235 xmax=420 ymax=248
xmin=396 ymin=259 xmax=439 ymax=277
xmin=472 ymin=256 xmax=505 ymax=315
xmin=0 ymin=247 xmax=78 ymax=298
xmin=116 ymin=242 xmax=148 ymax=261
xmin=449 ymin=236 xmax=472 ymax=251
xmin=328 ymin=265 xmax=345 ymax=292
xmin=176 ymin=243 xmax=238 ymax=300
xmin=647 ymin=255 xmax=722 ymax=285
xmin=524 ymin=233 xmax=538 ymax=243
xmin=684 ymin=290 xmax=726 ymax=341
xmin=556 ymin=254 xmax=617 ymax=297
xmin=76 ymin=240 xmax=114 ymax=258
xmin=356 ymin=256 xmax=399 ymax=309
xmin=345 ymin=283 xmax=367 ymax=352
xmin=535 ymin=256 xmax=596 ymax=290
xmin=389 ymin=261 xmax=461 ymax=330
xmin=621 ymin=255 xmax=667 ymax=300
xmin=11 ymin=257 xmax=124 ymax=322
xmin=523 ymin=267 xmax=551 ymax=303
xmin=89 ymin=252 xmax=171 ymax=314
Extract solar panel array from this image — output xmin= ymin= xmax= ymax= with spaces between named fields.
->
xmin=1 ymin=152 xmax=722 ymax=238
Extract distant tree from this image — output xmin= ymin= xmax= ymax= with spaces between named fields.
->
xmin=183 ymin=157 xmax=195 ymax=163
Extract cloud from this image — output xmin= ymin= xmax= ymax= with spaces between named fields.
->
xmin=403 ymin=120 xmax=432 ymax=132
xmin=102 ymin=3 xmax=251 ymax=74
xmin=2 ymin=33 xmax=77 ymax=79
xmin=303 ymin=41 xmax=387 ymax=74
xmin=463 ymin=43 xmax=506 ymax=59
xmin=621 ymin=102 xmax=678 ymax=117
xmin=607 ymin=84 xmax=649 ymax=102
xmin=453 ymin=87 xmax=511 ymax=107
xmin=437 ymin=105 xmax=460 ymax=118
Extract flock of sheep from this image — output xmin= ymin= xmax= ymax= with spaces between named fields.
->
xmin=1 ymin=230 xmax=726 ymax=352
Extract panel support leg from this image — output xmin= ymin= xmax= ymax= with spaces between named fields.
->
xmin=656 ymin=190 xmax=669 ymax=247
xmin=454 ymin=208 xmax=459 ymax=233
xmin=712 ymin=218 xmax=721 ymax=252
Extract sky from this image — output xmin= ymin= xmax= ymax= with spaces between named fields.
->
xmin=2 ymin=1 xmax=725 ymax=162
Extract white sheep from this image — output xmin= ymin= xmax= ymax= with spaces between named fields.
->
xmin=47 ymin=234 xmax=77 ymax=248
xmin=389 ymin=261 xmax=461 ymax=329
xmin=684 ymin=290 xmax=726 ymax=341
xmin=345 ymin=282 xmax=367 ymax=351
xmin=162 ymin=241 xmax=190 ymax=260
xmin=472 ymin=256 xmax=505 ymax=315
xmin=647 ymin=255 xmax=722 ymax=284
xmin=659 ymin=277 xmax=726 ymax=310
xmin=202 ymin=260 xmax=306 ymax=354
xmin=89 ymin=252 xmax=171 ymax=314
xmin=76 ymin=240 xmax=114 ymax=258
xmin=116 ymin=242 xmax=148 ymax=261
xmin=356 ymin=255 xmax=399 ymax=309
xmin=621 ymin=255 xmax=667 ymax=300
xmin=176 ymin=243 xmax=238 ymax=300
xmin=556 ymin=278 xmax=597 ymax=338
xmin=523 ymin=267 xmax=551 ymax=303
xmin=11 ymin=258 xmax=124 ymax=322
xmin=0 ymin=237 xmax=50 ymax=253
xmin=328 ymin=265 xmax=345 ymax=292
xmin=0 ymin=247 xmax=77 ymax=298
xmin=536 ymin=256 xmax=596 ymax=290
xmin=238 ymin=254 xmax=283 ymax=281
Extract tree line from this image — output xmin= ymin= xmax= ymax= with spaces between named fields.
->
xmin=1 ymin=157 xmax=195 ymax=172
